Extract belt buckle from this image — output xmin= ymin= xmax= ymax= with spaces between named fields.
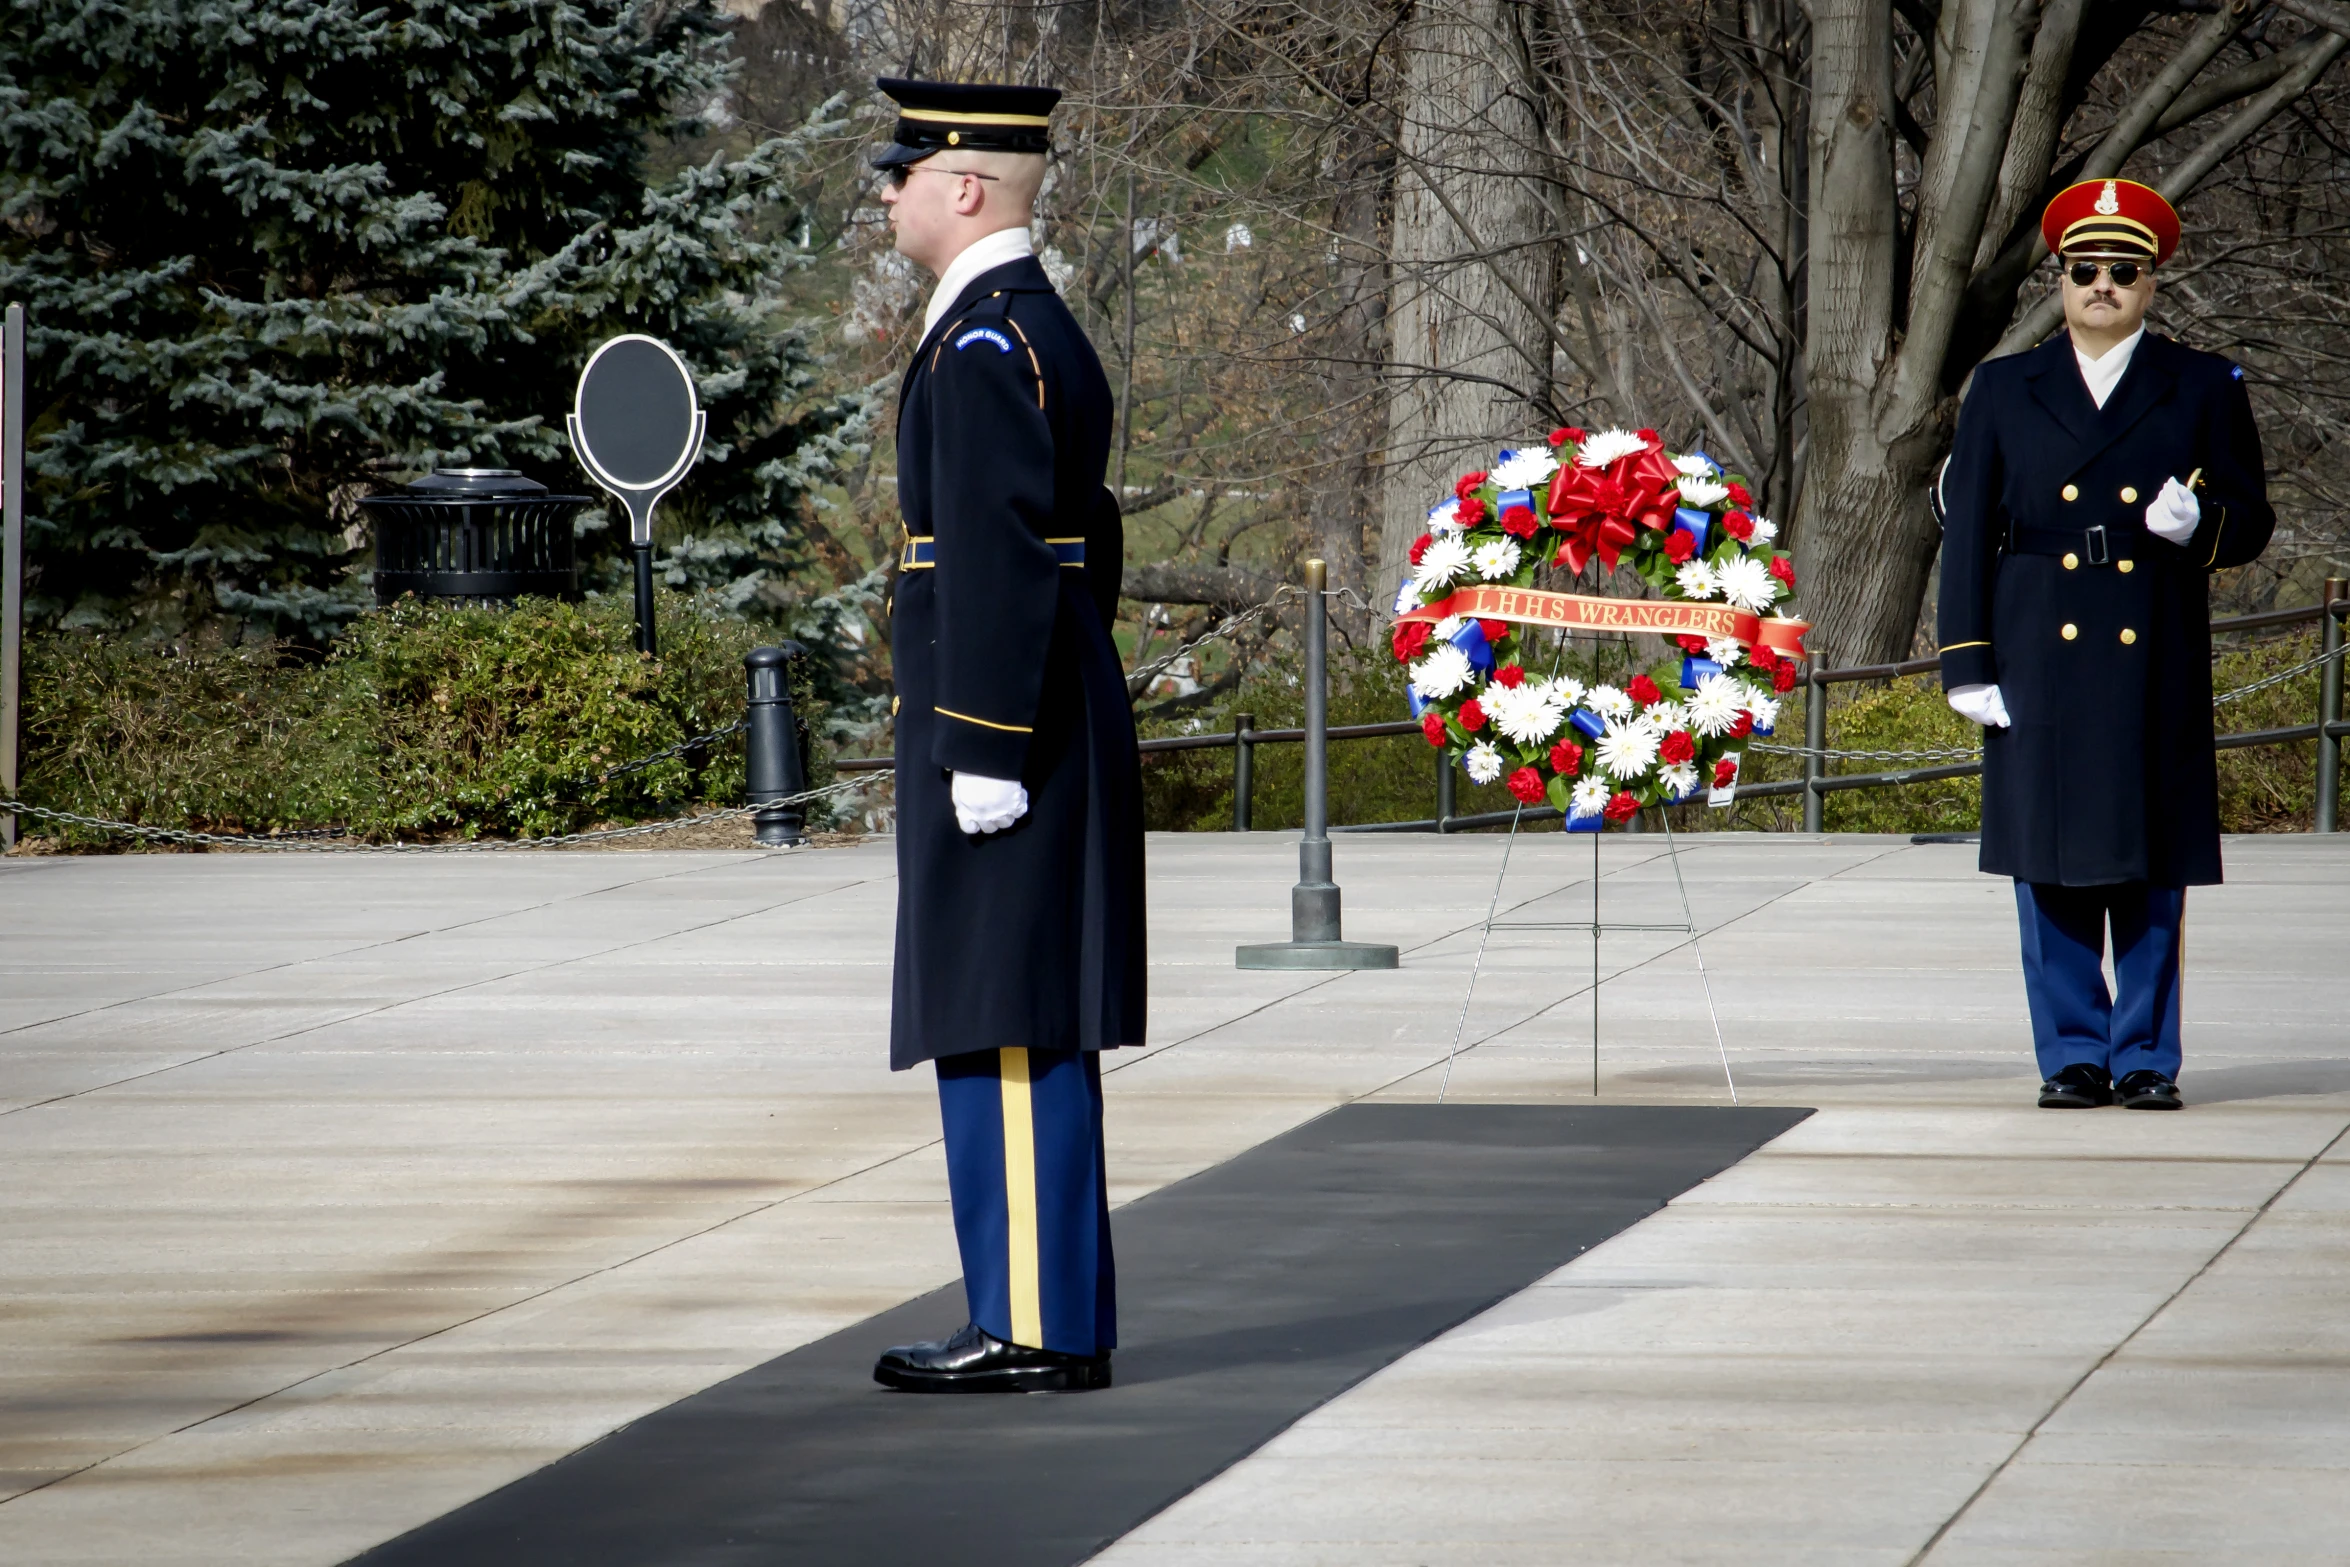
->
xmin=2085 ymin=525 xmax=2109 ymax=565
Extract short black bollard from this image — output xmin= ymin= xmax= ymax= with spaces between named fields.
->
xmin=1232 ymin=711 xmax=1255 ymax=833
xmin=744 ymin=643 xmax=810 ymax=847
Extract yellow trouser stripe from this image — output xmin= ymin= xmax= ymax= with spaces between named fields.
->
xmin=999 ymin=1047 xmax=1042 ymax=1347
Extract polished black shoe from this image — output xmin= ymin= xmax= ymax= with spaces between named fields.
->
xmin=873 ymin=1322 xmax=1111 ymax=1393
xmin=2037 ymin=1063 xmax=2114 ymax=1108
xmin=2115 ymin=1069 xmax=2184 ymax=1111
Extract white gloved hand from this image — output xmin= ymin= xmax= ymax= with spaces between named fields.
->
xmin=1947 ymin=683 xmax=2011 ymax=729
xmin=2146 ymin=476 xmax=2200 ymax=544
xmin=950 ymin=771 xmax=1029 ymax=835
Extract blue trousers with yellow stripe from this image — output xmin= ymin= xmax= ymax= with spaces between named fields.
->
xmin=935 ymin=1047 xmax=1115 ymax=1356
xmin=2015 ymin=880 xmax=2186 ymax=1083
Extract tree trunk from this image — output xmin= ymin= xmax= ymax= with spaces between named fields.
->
xmin=1310 ymin=117 xmax=1394 ymax=646
xmin=1376 ymin=0 xmax=1555 ymax=595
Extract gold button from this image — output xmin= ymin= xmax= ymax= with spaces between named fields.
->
xmin=2118 ymin=560 xmax=2135 ymax=574
xmin=2121 ymin=628 xmax=2137 ymax=645
xmin=2062 ymin=552 xmax=2079 ymax=570
xmin=947 ymin=131 xmax=960 ymax=145
xmin=2061 ymin=483 xmax=2079 ymax=501
xmin=892 ymin=695 xmax=902 ymax=715
xmin=2061 ymin=623 xmax=2078 ymax=641
xmin=2121 ymin=486 xmax=2139 ymax=503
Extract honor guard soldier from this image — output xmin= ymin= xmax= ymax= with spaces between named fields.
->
xmin=865 ymin=77 xmax=1148 ymax=1392
xmin=1938 ymin=178 xmax=2273 ymax=1112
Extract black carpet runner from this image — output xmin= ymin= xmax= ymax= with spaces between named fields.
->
xmin=350 ymin=1102 xmax=1808 ymax=1567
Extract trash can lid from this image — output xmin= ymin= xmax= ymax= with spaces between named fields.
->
xmin=405 ymin=468 xmax=550 ymax=495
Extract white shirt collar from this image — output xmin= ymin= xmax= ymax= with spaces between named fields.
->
xmin=2074 ymin=326 xmax=2144 ymax=410
xmin=921 ymin=226 xmax=1035 ymax=348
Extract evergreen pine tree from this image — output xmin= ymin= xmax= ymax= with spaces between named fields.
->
xmin=0 ymin=0 xmax=869 ymax=644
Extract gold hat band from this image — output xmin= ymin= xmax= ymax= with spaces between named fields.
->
xmin=2059 ymin=215 xmax=2157 ymax=256
xmin=896 ymin=107 xmax=1055 ymax=127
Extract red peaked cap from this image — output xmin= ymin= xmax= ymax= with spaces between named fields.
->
xmin=2041 ymin=178 xmax=2180 ymax=266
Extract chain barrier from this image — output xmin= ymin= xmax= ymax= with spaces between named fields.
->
xmin=2211 ymin=638 xmax=2347 ymax=706
xmin=1127 ymin=587 xmax=1302 ymax=689
xmin=580 ymin=718 xmax=747 ymax=786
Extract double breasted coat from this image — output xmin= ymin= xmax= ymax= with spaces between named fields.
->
xmin=1937 ymin=331 xmax=2274 ymax=887
xmin=888 ymin=254 xmax=1148 ymax=1071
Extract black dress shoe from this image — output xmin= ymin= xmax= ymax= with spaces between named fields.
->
xmin=874 ymin=1322 xmax=1111 ymax=1393
xmin=2115 ymin=1069 xmax=2184 ymax=1110
xmin=2038 ymin=1063 xmax=2114 ymax=1108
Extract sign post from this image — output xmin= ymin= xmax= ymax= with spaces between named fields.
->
xmin=2 ymin=304 xmax=25 ymax=850
xmin=567 ymin=335 xmax=705 ymax=656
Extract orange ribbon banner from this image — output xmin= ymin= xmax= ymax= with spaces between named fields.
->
xmin=1398 ymin=585 xmax=1811 ymax=662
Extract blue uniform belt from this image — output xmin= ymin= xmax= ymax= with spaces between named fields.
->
xmin=2008 ymin=522 xmax=2145 ymax=563
xmin=900 ymin=536 xmax=1086 ymax=570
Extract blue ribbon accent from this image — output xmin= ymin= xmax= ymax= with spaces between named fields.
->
xmin=1497 ymin=487 xmax=1535 ymax=517
xmin=1752 ymin=715 xmax=1775 ymax=736
xmin=1407 ymin=685 xmax=1429 ymax=719
xmin=1565 ymin=807 xmax=1605 ymax=832
xmin=1568 ymin=707 xmax=1605 ymax=740
xmin=1680 ymin=654 xmax=1723 ymax=690
xmin=1673 ymin=507 xmax=1712 ymax=553
xmin=1448 ymin=619 xmax=1495 ymax=673
xmin=1685 ymin=450 xmax=1716 ymax=475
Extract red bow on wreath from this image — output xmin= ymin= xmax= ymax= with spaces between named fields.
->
xmin=1545 ymin=435 xmax=1680 ymax=575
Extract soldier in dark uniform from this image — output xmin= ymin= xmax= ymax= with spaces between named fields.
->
xmin=1938 ymin=178 xmax=2273 ymax=1112
xmin=863 ymin=78 xmax=1148 ymax=1392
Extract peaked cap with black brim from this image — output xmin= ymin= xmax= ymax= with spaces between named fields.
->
xmin=870 ymin=78 xmax=1061 ymax=170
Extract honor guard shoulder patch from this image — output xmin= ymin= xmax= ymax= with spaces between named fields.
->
xmin=954 ymin=326 xmax=1015 ymax=353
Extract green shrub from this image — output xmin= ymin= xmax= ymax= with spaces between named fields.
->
xmin=16 ymin=595 xmax=828 ymax=847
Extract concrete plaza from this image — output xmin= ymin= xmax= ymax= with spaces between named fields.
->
xmin=2 ymin=830 xmax=2347 ymax=1564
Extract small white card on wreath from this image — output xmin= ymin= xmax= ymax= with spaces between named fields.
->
xmin=1708 ymin=751 xmax=1742 ymax=808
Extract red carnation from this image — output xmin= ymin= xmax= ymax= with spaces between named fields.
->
xmin=1393 ymin=620 xmax=1430 ymax=663
xmin=1772 ymin=662 xmax=1798 ymax=694
xmin=1458 ymin=699 xmax=1487 ymax=732
xmin=1748 ymin=644 xmax=1779 ymax=673
xmin=1634 ymin=428 xmax=1660 ymax=444
xmin=1507 ymin=766 xmax=1546 ymax=805
xmin=1408 ymin=532 xmax=1433 ymax=565
xmin=1550 ymin=739 xmax=1583 ymax=777
xmin=1422 ymin=712 xmax=1448 ymax=748
xmin=1493 ymin=664 xmax=1526 ymax=688
xmin=1548 ymin=426 xmax=1586 ymax=447
xmin=1676 ymin=634 xmax=1709 ymax=654
xmin=1477 ymin=618 xmax=1510 ymax=645
xmin=1454 ymin=471 xmax=1488 ymax=501
xmin=1500 ymin=503 xmax=1539 ymax=539
xmin=1627 ymin=674 xmax=1662 ymax=707
xmin=1730 ymin=711 xmax=1755 ymax=738
xmin=1662 ymin=530 xmax=1697 ymax=564
xmin=1769 ymin=555 xmax=1795 ymax=588
xmin=1659 ymin=729 xmax=1696 ymax=765
xmin=1455 ymin=496 xmax=1487 ymax=527
xmin=1722 ymin=510 xmax=1754 ymax=542
xmin=1713 ymin=757 xmax=1739 ymax=789
xmin=1726 ymin=481 xmax=1754 ymax=507
xmin=1604 ymin=790 xmax=1641 ymax=824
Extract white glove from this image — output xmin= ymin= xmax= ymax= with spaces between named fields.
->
xmin=2146 ymin=476 xmax=2199 ymax=544
xmin=950 ymin=771 xmax=1029 ymax=835
xmin=1947 ymin=683 xmax=2011 ymax=729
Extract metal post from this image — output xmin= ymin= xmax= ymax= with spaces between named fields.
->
xmin=1232 ymin=710 xmax=1254 ymax=832
xmin=743 ymin=643 xmax=809 ymax=846
xmin=1436 ymin=742 xmax=1456 ymax=832
xmin=1802 ymin=663 xmax=1827 ymax=834
xmin=2320 ymin=578 xmax=2346 ymax=834
xmin=631 ymin=540 xmax=658 ymax=657
xmin=1236 ymin=560 xmax=1397 ymax=969
xmin=1 ymin=304 xmax=23 ymax=851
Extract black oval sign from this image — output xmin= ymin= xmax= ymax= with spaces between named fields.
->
xmin=573 ymin=337 xmax=699 ymax=490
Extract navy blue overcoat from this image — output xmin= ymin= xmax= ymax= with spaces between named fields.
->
xmin=1937 ymin=330 xmax=2273 ymax=887
xmin=888 ymin=254 xmax=1147 ymax=1070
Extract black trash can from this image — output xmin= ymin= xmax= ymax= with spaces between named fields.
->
xmin=360 ymin=468 xmax=597 ymax=605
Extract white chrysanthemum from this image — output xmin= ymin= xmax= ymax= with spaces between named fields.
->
xmin=1414 ymin=534 xmax=1473 ymax=593
xmin=1472 ymin=537 xmax=1523 ymax=581
xmin=1676 ymin=476 xmax=1730 ymax=508
xmin=1675 ymin=560 xmax=1719 ymax=600
xmin=1747 ymin=693 xmax=1782 ymax=733
xmin=1537 ymin=675 xmax=1586 ymax=709
xmin=1672 ymin=452 xmax=1719 ymax=479
xmin=1393 ymin=577 xmax=1420 ymax=615
xmin=1463 ymin=741 xmax=1506 ymax=785
xmin=1660 ymin=762 xmax=1700 ymax=800
xmin=1426 ymin=498 xmax=1464 ymax=533
xmin=1411 ymin=643 xmax=1476 ymax=702
xmin=1489 ymin=446 xmax=1559 ymax=490
xmin=1715 ymin=554 xmax=1777 ymax=613
xmin=1569 ymin=778 xmax=1611 ymax=817
xmin=1687 ymin=673 xmax=1747 ymax=737
xmin=1485 ymin=683 xmax=1567 ymax=747
xmin=1704 ymin=636 xmax=1745 ymax=668
xmin=1748 ymin=515 xmax=1779 ymax=546
xmin=1595 ymin=718 xmax=1661 ymax=781
xmin=1576 ymin=427 xmax=1648 ymax=468
xmin=1587 ymin=683 xmax=1634 ymax=720
xmin=1648 ymin=699 xmax=1688 ymax=731
xmin=1432 ymin=615 xmax=1464 ymax=639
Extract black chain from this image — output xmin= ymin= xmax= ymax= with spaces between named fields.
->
xmin=580 ymin=719 xmax=749 ymax=787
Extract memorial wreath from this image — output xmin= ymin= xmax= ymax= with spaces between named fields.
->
xmin=1392 ymin=427 xmax=1810 ymax=827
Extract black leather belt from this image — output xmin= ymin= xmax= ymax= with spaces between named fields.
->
xmin=2008 ymin=523 xmax=2140 ymax=563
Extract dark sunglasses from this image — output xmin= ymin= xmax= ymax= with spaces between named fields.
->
xmin=2066 ymin=259 xmax=2145 ymax=288
xmin=879 ymin=164 xmax=1002 ymax=191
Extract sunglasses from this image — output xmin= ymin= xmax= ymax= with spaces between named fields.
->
xmin=2066 ymin=259 xmax=2146 ymax=288
xmin=880 ymin=164 xmax=1002 ymax=191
